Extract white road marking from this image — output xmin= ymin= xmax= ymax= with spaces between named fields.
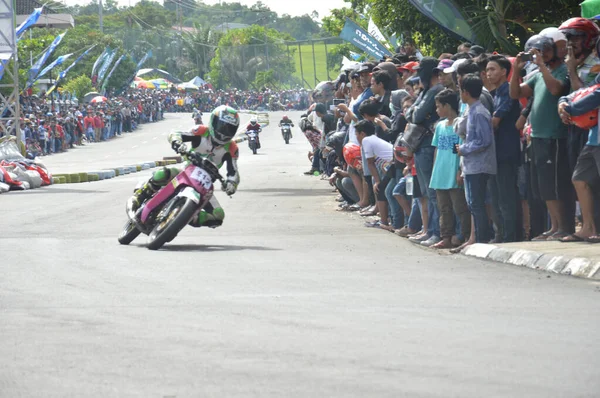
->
xmin=153 ymin=137 xmax=158 ymax=140
xmin=132 ymin=145 xmax=139 ymax=149
xmin=142 ymin=141 xmax=148 ymax=144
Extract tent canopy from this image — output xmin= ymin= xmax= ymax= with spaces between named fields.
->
xmin=188 ymin=76 xmax=206 ymax=86
xmin=136 ymin=68 xmax=182 ymax=83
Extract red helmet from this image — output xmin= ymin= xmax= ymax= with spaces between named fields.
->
xmin=570 ymin=85 xmax=599 ymax=129
xmin=343 ymin=143 xmax=362 ymax=169
xmin=559 ymin=18 xmax=600 ymax=50
xmin=282 ymin=115 xmax=289 ymax=120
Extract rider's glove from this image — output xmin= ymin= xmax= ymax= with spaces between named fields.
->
xmin=171 ymin=140 xmax=183 ymax=152
xmin=177 ymin=143 xmax=188 ymax=155
xmin=222 ymin=178 xmax=237 ymax=195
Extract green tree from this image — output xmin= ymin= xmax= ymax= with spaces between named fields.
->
xmin=62 ymin=75 xmax=93 ymax=101
xmin=208 ymin=25 xmax=295 ymax=90
xmin=349 ymin=0 xmax=580 ymax=55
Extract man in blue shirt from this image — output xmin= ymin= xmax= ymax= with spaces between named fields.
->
xmin=487 ymin=55 xmax=522 ymax=242
xmin=456 ymin=74 xmax=497 ymax=243
xmin=558 ymin=85 xmax=600 ymax=243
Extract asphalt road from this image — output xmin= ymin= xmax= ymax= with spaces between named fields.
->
xmin=1 ymin=112 xmax=599 ymax=397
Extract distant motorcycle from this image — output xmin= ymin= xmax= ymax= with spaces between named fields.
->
xmin=281 ymin=123 xmax=292 ymax=144
xmin=119 ymin=148 xmax=227 ymax=250
xmin=245 ymin=128 xmax=261 ymax=155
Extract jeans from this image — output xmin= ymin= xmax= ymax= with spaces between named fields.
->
xmin=336 ymin=177 xmax=359 ymax=204
xmin=385 ymin=172 xmax=403 ymax=229
xmin=494 ymin=163 xmax=520 ymax=242
xmin=312 ymin=148 xmax=321 ymax=171
xmin=465 ymin=173 xmax=491 ymax=243
xmin=414 ymin=145 xmax=440 ymax=237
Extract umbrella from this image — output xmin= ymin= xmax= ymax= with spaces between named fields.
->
xmin=151 ymin=79 xmax=169 ymax=89
xmin=83 ymin=91 xmax=101 ymax=103
xmin=581 ymin=0 xmax=600 ymax=17
xmin=178 ymin=82 xmax=199 ymax=91
xmin=90 ymin=96 xmax=108 ymax=104
xmin=134 ymin=80 xmax=156 ymax=89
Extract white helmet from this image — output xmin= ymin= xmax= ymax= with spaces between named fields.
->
xmin=539 ymin=27 xmax=567 ymax=43
xmin=250 ymin=116 xmax=257 ymax=125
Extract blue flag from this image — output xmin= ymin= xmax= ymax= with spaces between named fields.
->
xmin=28 ymin=32 xmax=66 ymax=84
xmin=36 ymin=53 xmax=72 ymax=79
xmin=97 ymin=50 xmax=117 ymax=86
xmin=16 ymin=7 xmax=43 ymax=39
xmin=102 ymin=54 xmax=126 ymax=91
xmin=339 ymin=18 xmax=392 ymax=60
xmin=91 ymin=47 xmax=109 ymax=78
xmin=46 ymin=45 xmax=97 ymax=95
xmin=136 ymin=50 xmax=152 ymax=70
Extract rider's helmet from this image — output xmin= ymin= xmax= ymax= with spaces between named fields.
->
xmin=559 ymin=18 xmax=600 ymax=51
xmin=342 ymin=143 xmax=362 ymax=169
xmin=282 ymin=115 xmax=289 ymax=121
xmin=250 ymin=116 xmax=258 ymax=126
xmin=209 ymin=105 xmax=240 ymax=144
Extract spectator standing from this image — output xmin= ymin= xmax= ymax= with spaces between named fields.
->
xmin=487 ymin=55 xmax=523 ymax=242
xmin=405 ymin=57 xmax=444 ymax=247
xmin=510 ymin=30 xmax=571 ymax=241
xmin=456 ymin=74 xmax=497 ymax=243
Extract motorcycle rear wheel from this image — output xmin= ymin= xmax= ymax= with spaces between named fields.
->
xmin=147 ymin=197 xmax=197 ymax=250
xmin=118 ymin=219 xmax=141 ymax=245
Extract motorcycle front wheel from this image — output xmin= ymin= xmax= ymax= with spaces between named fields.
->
xmin=147 ymin=197 xmax=197 ymax=250
xmin=118 ymin=219 xmax=141 ymax=245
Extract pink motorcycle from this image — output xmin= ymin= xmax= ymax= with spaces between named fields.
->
xmin=118 ymin=149 xmax=226 ymax=250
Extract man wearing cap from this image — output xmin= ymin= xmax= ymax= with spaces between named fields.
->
xmin=510 ymin=28 xmax=571 ymax=241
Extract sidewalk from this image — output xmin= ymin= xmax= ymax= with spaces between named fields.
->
xmin=461 ymin=241 xmax=600 ymax=280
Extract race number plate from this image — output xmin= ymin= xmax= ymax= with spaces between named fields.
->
xmin=190 ymin=167 xmax=212 ymax=190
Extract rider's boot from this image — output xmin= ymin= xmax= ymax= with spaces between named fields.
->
xmin=190 ymin=207 xmax=225 ymax=228
xmin=131 ymin=180 xmax=159 ymax=211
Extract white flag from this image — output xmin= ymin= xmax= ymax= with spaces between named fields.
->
xmin=368 ymin=18 xmax=390 ymax=49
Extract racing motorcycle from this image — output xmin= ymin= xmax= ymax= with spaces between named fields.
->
xmin=246 ymin=128 xmax=261 ymax=155
xmin=281 ymin=123 xmax=292 ymax=144
xmin=118 ymin=149 xmax=227 ymax=250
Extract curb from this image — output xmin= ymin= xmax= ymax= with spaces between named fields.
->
xmin=462 ymin=243 xmax=600 ymax=280
xmin=50 ymin=157 xmax=183 ymax=185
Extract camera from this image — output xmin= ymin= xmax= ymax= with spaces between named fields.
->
xmin=521 ymin=53 xmax=533 ymax=62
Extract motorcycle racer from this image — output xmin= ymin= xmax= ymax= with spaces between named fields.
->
xmin=130 ymin=105 xmax=240 ymax=228
xmin=278 ymin=115 xmax=294 ymax=138
xmin=246 ymin=116 xmax=262 ymax=148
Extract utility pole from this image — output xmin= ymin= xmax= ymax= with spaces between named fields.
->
xmin=99 ymin=0 xmax=104 ymax=33
xmin=265 ymin=31 xmax=269 ymax=71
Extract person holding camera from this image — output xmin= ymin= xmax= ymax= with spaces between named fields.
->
xmin=510 ymin=29 xmax=571 ymax=242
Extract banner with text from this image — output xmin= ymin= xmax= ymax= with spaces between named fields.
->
xmin=339 ymin=18 xmax=392 ymax=60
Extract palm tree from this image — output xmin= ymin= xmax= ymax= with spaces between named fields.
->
xmin=181 ymin=24 xmax=222 ymax=79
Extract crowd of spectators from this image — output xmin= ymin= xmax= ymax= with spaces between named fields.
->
xmin=1 ymin=89 xmax=169 ymax=158
xmin=163 ymin=87 xmax=311 ymax=113
xmin=300 ymin=17 xmax=600 ymax=247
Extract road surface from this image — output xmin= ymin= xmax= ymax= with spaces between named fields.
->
xmin=1 ymin=112 xmax=599 ymax=397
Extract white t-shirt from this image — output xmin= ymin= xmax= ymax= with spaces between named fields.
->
xmin=347 ymin=98 xmax=359 ymax=145
xmin=362 ymin=135 xmax=393 ymax=161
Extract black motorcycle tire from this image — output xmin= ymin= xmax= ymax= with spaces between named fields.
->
xmin=147 ymin=197 xmax=197 ymax=250
xmin=118 ymin=219 xmax=141 ymax=245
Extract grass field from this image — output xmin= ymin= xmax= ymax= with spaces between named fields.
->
xmin=289 ymin=42 xmax=340 ymax=89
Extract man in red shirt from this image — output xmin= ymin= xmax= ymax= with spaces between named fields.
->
xmin=93 ymin=112 xmax=103 ymax=142
xmin=84 ymin=113 xmax=94 ymax=142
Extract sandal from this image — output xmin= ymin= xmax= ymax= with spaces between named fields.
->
xmin=559 ymin=234 xmax=585 ymax=243
xmin=431 ymin=240 xmax=454 ymax=249
xmin=546 ymin=232 xmax=569 ymax=241
xmin=585 ymin=235 xmax=600 ymax=244
xmin=395 ymin=227 xmax=416 ymax=237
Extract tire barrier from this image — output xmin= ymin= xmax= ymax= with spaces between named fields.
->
xmin=42 ymin=157 xmax=185 ymax=186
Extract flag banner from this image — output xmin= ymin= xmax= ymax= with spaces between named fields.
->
xmin=16 ymin=6 xmax=43 ymax=39
xmin=46 ymin=45 xmax=96 ymax=95
xmin=96 ymin=49 xmax=116 ymax=86
xmin=28 ymin=32 xmax=66 ymax=84
xmin=368 ymin=17 xmax=392 ymax=50
xmin=91 ymin=47 xmax=109 ymax=78
xmin=136 ymin=50 xmax=152 ymax=70
xmin=102 ymin=54 xmax=126 ymax=90
xmin=36 ymin=53 xmax=72 ymax=79
xmin=339 ymin=18 xmax=392 ymax=60
xmin=407 ymin=0 xmax=477 ymax=43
